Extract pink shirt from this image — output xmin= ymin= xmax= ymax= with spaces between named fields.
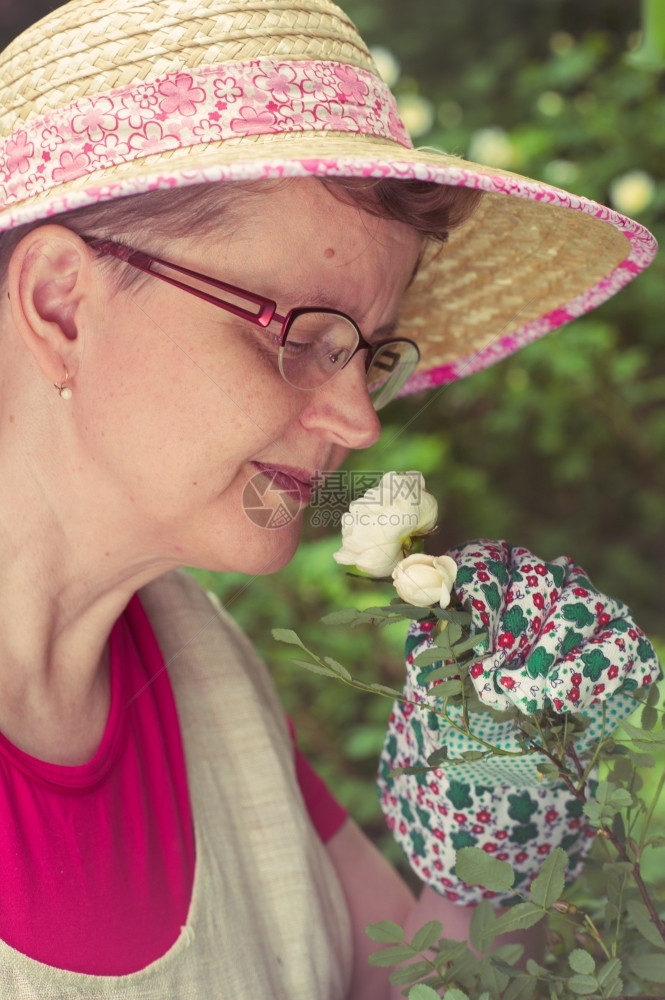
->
xmin=0 ymin=595 xmax=345 ymax=974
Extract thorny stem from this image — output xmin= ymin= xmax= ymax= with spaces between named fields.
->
xmin=301 ymin=645 xmax=532 ymax=761
xmin=639 ymin=768 xmax=665 ymax=852
xmin=534 ymin=732 xmax=665 ymax=944
xmin=566 ymin=741 xmax=586 ymax=783
xmin=577 ymin=702 xmax=608 ymax=788
xmin=609 ymin=831 xmax=665 ymax=941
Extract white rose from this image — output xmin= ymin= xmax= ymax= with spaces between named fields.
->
xmin=392 ymin=553 xmax=457 ymax=608
xmin=333 ymin=471 xmax=438 ymax=577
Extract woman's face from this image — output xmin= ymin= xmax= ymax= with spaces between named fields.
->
xmin=78 ymin=179 xmax=422 ymax=575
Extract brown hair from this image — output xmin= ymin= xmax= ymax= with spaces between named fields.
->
xmin=0 ymin=178 xmax=481 ymax=289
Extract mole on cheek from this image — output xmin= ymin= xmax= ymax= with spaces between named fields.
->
xmin=323 ymin=247 xmax=335 ymax=259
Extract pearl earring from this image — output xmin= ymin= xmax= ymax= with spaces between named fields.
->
xmin=54 ymin=369 xmax=73 ymax=400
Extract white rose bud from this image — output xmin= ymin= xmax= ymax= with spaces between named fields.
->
xmin=392 ymin=553 xmax=458 ymax=608
xmin=333 ymin=471 xmax=438 ymax=577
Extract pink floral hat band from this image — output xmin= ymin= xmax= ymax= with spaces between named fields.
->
xmin=0 ymin=59 xmax=410 ymax=224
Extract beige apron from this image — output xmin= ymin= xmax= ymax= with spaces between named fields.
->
xmin=0 ymin=570 xmax=352 ymax=999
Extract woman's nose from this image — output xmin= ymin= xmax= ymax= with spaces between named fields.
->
xmin=299 ymin=353 xmax=381 ymax=450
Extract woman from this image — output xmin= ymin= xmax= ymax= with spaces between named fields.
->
xmin=0 ymin=0 xmax=656 ymax=996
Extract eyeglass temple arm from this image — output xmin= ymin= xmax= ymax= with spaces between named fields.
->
xmin=85 ymin=239 xmax=276 ymax=327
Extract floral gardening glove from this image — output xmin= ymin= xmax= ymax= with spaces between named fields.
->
xmin=377 ymin=540 xmax=661 ymax=906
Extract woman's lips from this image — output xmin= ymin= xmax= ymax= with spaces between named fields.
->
xmin=252 ymin=462 xmax=315 ymax=506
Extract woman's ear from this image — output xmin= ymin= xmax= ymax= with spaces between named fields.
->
xmin=6 ymin=225 xmax=92 ymax=384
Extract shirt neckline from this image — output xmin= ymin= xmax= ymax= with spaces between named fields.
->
xmin=0 ymin=613 xmax=127 ymax=790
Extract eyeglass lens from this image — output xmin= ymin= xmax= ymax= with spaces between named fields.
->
xmin=278 ymin=311 xmax=419 ymax=410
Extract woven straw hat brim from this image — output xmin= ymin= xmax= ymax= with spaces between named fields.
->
xmin=0 ymin=0 xmax=657 ymax=392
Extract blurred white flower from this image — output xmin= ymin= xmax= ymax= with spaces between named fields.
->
xmin=392 ymin=553 xmax=457 ymax=609
xmin=467 ymin=126 xmax=514 ymax=168
xmin=333 ymin=471 xmax=438 ymax=577
xmin=608 ymin=170 xmax=656 ymax=216
xmin=397 ymin=94 xmax=435 ymax=138
xmin=370 ymin=46 xmax=401 ymax=88
xmin=537 ymin=91 xmax=564 ymax=117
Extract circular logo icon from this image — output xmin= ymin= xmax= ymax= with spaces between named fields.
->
xmin=242 ymin=470 xmax=303 ymax=529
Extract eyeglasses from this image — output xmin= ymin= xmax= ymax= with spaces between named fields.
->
xmin=84 ymin=238 xmax=420 ymax=411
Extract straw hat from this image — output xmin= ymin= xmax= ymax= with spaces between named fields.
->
xmin=0 ymin=0 xmax=657 ymax=393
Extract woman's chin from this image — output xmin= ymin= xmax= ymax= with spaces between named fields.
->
xmin=190 ymin=517 xmax=303 ymax=577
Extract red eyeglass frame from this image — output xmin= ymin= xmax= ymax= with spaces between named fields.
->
xmin=83 ymin=238 xmax=420 ymax=384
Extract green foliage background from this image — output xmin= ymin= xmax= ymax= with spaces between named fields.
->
xmin=2 ymin=1 xmax=663 ymax=867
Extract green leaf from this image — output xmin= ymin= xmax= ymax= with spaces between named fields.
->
xmin=503 ymin=977 xmax=537 ymax=1000
xmin=368 ymin=682 xmax=403 ymax=697
xmin=641 ymin=705 xmax=659 ymax=730
xmin=319 ymin=608 xmax=371 ymax=626
xmin=390 ymin=765 xmax=435 ymax=777
xmin=535 ymin=762 xmax=561 ymax=781
xmin=479 ymin=953 xmax=509 ymax=994
xmin=431 ymin=938 xmax=470 ymax=965
xmin=647 ymin=680 xmax=661 ymax=706
xmin=568 ymin=973 xmax=599 ymax=995
xmin=423 ymin=663 xmax=462 ymax=682
xmin=389 ymin=602 xmax=439 ymax=618
xmin=629 ymin=951 xmax=665 ymax=983
xmin=272 ymin=628 xmax=307 ymax=647
xmin=446 ymin=622 xmax=463 ymax=645
xmin=288 ymin=657 xmax=338 ymax=677
xmin=609 ymin=788 xmax=634 ymax=808
xmin=368 ymin=944 xmax=417 ymax=966
xmin=426 ymin=679 xmax=462 ymax=697
xmin=371 ymin=604 xmax=435 ymax=621
xmin=388 ymin=961 xmax=436 ymax=986
xmin=470 ymin=899 xmax=497 ymax=952
xmin=529 ymin=847 xmax=566 ymax=908
xmin=427 ymin=747 xmax=449 ymax=767
xmin=455 ymin=847 xmax=515 ymax=892
xmin=414 ymin=990 xmax=465 ymax=1000
xmin=365 ymin=919 xmax=405 ymax=943
xmin=451 ymin=632 xmax=485 ymax=656
xmin=569 ymin=949 xmax=596 ymax=975
xmin=626 ymin=900 xmax=665 ymax=949
xmin=432 ymin=606 xmax=470 ymax=624
xmin=478 ymin=903 xmax=545 ymax=944
xmin=596 ymin=957 xmax=622 ymax=990
xmin=323 ymin=656 xmax=352 ymax=680
xmin=480 ymin=955 xmax=510 ymax=996
xmin=625 ymin=750 xmax=656 ymax=768
xmin=620 ymin=720 xmax=665 ymax=746
xmin=411 ymin=920 xmax=442 ymax=953
xmin=414 ymin=646 xmax=449 ymax=667
xmin=493 ymin=943 xmax=524 ymax=967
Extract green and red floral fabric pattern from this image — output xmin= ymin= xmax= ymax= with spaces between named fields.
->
xmin=449 ymin=539 xmax=657 ymax=717
xmin=377 ymin=540 xmax=661 ymax=904
xmin=396 ymin=540 xmax=660 ymax=785
xmin=377 ymin=754 xmax=593 ymax=906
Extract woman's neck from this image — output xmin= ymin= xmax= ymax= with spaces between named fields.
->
xmin=0 ymin=461 xmax=176 ymax=764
